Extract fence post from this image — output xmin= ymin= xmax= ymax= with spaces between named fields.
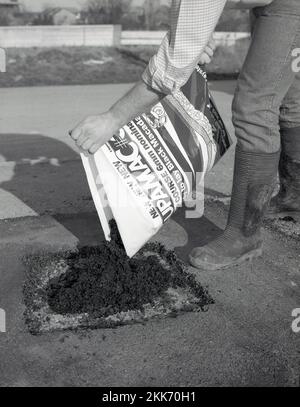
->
xmin=0 ymin=48 xmax=6 ymax=73
xmin=113 ymin=25 xmax=122 ymax=47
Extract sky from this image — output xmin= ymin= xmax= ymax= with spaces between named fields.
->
xmin=21 ymin=0 xmax=88 ymax=12
xmin=21 ymin=0 xmax=146 ymax=12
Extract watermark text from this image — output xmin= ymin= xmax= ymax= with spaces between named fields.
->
xmin=0 ymin=308 xmax=6 ymax=333
xmin=291 ymin=308 xmax=300 ymax=334
xmin=292 ymin=48 xmax=300 ymax=73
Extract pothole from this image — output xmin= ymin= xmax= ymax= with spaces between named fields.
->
xmin=23 ymin=222 xmax=214 ymax=335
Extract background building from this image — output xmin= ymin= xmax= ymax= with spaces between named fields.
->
xmin=40 ymin=7 xmax=80 ymax=26
xmin=0 ymin=0 xmax=19 ymax=25
xmin=0 ymin=0 xmax=19 ymax=12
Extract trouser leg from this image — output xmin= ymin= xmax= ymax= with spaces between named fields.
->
xmin=268 ymin=73 xmax=300 ymax=214
xmin=190 ymin=4 xmax=300 ymax=270
xmin=232 ymin=8 xmax=300 ymax=153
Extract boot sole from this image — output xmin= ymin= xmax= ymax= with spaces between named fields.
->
xmin=189 ymin=247 xmax=263 ymax=271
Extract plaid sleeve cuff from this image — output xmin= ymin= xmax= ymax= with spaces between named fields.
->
xmin=141 ymin=33 xmax=196 ymax=95
xmin=142 ymin=55 xmax=180 ymax=95
xmin=142 ymin=0 xmax=226 ymax=95
xmin=142 ymin=54 xmax=198 ymax=95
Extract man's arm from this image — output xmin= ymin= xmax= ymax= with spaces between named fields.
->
xmin=142 ymin=0 xmax=227 ymax=94
xmin=70 ymin=0 xmax=226 ymax=154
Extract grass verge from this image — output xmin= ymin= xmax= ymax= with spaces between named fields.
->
xmin=1 ymin=40 xmax=250 ymax=88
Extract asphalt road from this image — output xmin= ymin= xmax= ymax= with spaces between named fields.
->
xmin=0 ymin=82 xmax=299 ymax=387
xmin=0 ymin=81 xmax=236 ymax=219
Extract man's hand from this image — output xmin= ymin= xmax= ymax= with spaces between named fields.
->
xmin=198 ymin=35 xmax=217 ymax=65
xmin=69 ymin=81 xmax=163 ymax=155
xmin=69 ymin=111 xmax=121 ymax=155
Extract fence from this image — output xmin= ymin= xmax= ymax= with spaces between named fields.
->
xmin=0 ymin=25 xmax=122 ymax=48
xmin=0 ymin=25 xmax=250 ymax=48
xmin=121 ymin=31 xmax=250 ymax=46
xmin=121 ymin=31 xmax=166 ymax=46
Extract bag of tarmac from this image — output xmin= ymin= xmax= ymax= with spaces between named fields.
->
xmin=81 ymin=66 xmax=233 ymax=257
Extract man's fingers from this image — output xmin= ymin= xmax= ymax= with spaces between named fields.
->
xmin=204 ymin=46 xmax=214 ymax=58
xmin=207 ymin=34 xmax=216 ymax=49
xmin=199 ymin=35 xmax=216 ymax=65
xmin=69 ymin=114 xmax=110 ymax=155
xmin=89 ymin=143 xmax=101 ymax=155
xmin=200 ymin=53 xmax=212 ymax=65
xmin=208 ymin=39 xmax=216 ymax=51
xmin=75 ymin=132 xmax=88 ymax=147
xmin=81 ymin=139 xmax=94 ymax=151
xmin=69 ymin=126 xmax=83 ymax=141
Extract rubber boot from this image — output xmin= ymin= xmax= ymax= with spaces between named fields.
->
xmin=268 ymin=127 xmax=300 ymax=217
xmin=189 ymin=146 xmax=280 ymax=271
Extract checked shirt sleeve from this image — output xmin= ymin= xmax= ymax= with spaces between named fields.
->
xmin=142 ymin=0 xmax=226 ymax=94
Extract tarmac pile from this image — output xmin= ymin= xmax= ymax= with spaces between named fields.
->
xmin=47 ymin=221 xmax=213 ymax=317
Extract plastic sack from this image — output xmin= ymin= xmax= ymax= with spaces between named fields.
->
xmin=81 ymin=66 xmax=232 ymax=257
